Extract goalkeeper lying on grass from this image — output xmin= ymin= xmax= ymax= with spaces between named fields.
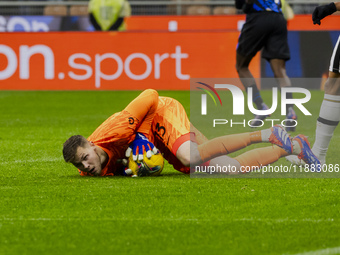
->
xmin=62 ymin=89 xmax=320 ymax=177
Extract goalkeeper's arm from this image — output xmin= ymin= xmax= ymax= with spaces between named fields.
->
xmin=124 ymin=89 xmax=159 ymax=161
xmin=124 ymin=89 xmax=159 ymax=138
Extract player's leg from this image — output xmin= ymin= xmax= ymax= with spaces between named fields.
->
xmin=236 ymin=52 xmax=270 ymax=127
xmin=176 ymin=141 xmax=242 ymax=174
xmin=286 ymin=76 xmax=340 ymax=166
xmin=236 ymin=133 xmax=320 ymax=172
xmin=236 ymin=53 xmax=256 ymax=86
xmin=310 ymin=35 xmax=340 ymax=164
xmin=236 ymin=53 xmax=268 ymax=115
xmin=287 ymin=36 xmax=340 ymax=165
xmin=264 ymin=12 xmax=296 ymax=131
xmin=311 ymin=72 xmax=340 ymax=164
xmin=263 ymin=12 xmax=296 ymax=130
xmin=178 ymin=130 xmax=319 ymax=173
xmin=177 ymin=132 xmax=293 ymax=174
xmin=195 ymin=125 xmax=292 ymax=163
xmin=177 ymin=125 xmax=292 ymax=167
xmin=176 ymin=137 xmax=294 ymax=175
xmin=236 ymin=15 xmax=268 ymax=115
xmin=269 ymin=58 xmax=297 ymax=131
xmin=269 ymin=59 xmax=290 ymax=85
xmin=237 ymin=136 xmax=320 ymax=171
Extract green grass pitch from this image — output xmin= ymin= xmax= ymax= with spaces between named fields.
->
xmin=1 ymin=90 xmax=340 ymax=255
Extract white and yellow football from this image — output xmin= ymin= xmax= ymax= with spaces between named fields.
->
xmin=128 ymin=150 xmax=164 ymax=177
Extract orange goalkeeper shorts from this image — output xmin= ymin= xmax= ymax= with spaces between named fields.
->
xmin=150 ymin=97 xmax=208 ymax=174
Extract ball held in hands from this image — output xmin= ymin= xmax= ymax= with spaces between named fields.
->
xmin=125 ymin=132 xmax=158 ymax=161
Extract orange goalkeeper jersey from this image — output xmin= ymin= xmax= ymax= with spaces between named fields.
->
xmin=79 ymin=89 xmax=201 ymax=176
xmin=79 ymin=89 xmax=163 ymax=176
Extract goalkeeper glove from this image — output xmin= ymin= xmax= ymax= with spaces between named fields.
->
xmin=312 ymin=2 xmax=337 ymax=25
xmin=125 ymin=133 xmax=158 ymax=161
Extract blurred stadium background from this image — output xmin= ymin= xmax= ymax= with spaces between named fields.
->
xmin=0 ymin=0 xmax=332 ymax=16
xmin=1 ymin=0 xmax=339 ymax=91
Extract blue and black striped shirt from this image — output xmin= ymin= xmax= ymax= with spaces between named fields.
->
xmin=235 ymin=0 xmax=282 ymax=13
xmin=251 ymin=0 xmax=282 ymax=13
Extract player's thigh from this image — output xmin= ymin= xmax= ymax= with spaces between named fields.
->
xmin=152 ymin=98 xmax=191 ymax=155
xmin=262 ymin=14 xmax=290 ymax=61
xmin=237 ymin=14 xmax=267 ymax=58
xmin=325 ymin=72 xmax=340 ymax=95
xmin=236 ymin=52 xmax=254 ymax=70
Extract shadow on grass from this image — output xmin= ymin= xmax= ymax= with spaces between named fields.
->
xmin=60 ymin=171 xmax=186 ymax=179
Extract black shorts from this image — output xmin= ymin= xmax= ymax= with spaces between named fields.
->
xmin=237 ymin=12 xmax=290 ymax=61
xmin=329 ymin=35 xmax=340 ymax=73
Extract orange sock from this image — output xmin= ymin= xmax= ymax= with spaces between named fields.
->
xmin=197 ymin=132 xmax=262 ymax=162
xmin=235 ymin=146 xmax=288 ymax=172
xmin=250 ymin=130 xmax=262 ymax=143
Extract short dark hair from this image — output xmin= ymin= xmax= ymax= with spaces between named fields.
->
xmin=63 ymin=135 xmax=88 ymax=163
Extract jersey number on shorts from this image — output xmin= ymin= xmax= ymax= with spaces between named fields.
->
xmin=154 ymin=123 xmax=170 ymax=145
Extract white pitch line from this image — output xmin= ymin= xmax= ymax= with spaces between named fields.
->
xmin=0 ymin=218 xmax=336 ymax=223
xmin=235 ymin=218 xmax=335 ymax=223
xmin=286 ymin=246 xmax=340 ymax=255
xmin=0 ymin=158 xmax=60 ymax=165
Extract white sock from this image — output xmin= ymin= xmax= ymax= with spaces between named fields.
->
xmin=312 ymin=94 xmax=340 ymax=162
xmin=261 ymin=129 xmax=272 ymax=142
xmin=292 ymin=140 xmax=301 ymax=155
xmin=313 ymin=122 xmax=337 ymax=162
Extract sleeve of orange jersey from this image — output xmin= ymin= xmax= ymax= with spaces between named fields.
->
xmin=124 ymin=89 xmax=159 ymax=137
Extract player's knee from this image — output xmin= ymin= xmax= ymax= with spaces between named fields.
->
xmin=235 ymin=64 xmax=243 ymax=74
xmin=236 ymin=65 xmax=249 ymax=75
xmin=324 ymin=77 xmax=340 ymax=95
xmin=176 ymin=142 xmax=190 ymax=167
xmin=179 ymin=149 xmax=204 ymax=167
xmin=271 ymin=61 xmax=287 ymax=78
xmin=176 ymin=141 xmax=202 ymax=167
xmin=236 ymin=54 xmax=252 ymax=74
xmin=273 ymin=69 xmax=286 ymax=79
xmin=178 ymin=153 xmax=191 ymax=167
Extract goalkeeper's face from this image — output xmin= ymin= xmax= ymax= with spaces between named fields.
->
xmin=72 ymin=142 xmax=103 ymax=176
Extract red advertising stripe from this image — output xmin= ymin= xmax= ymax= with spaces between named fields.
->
xmin=125 ymin=15 xmax=340 ymax=31
xmin=126 ymin=15 xmax=246 ymax=31
xmin=0 ymin=31 xmax=260 ymax=90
